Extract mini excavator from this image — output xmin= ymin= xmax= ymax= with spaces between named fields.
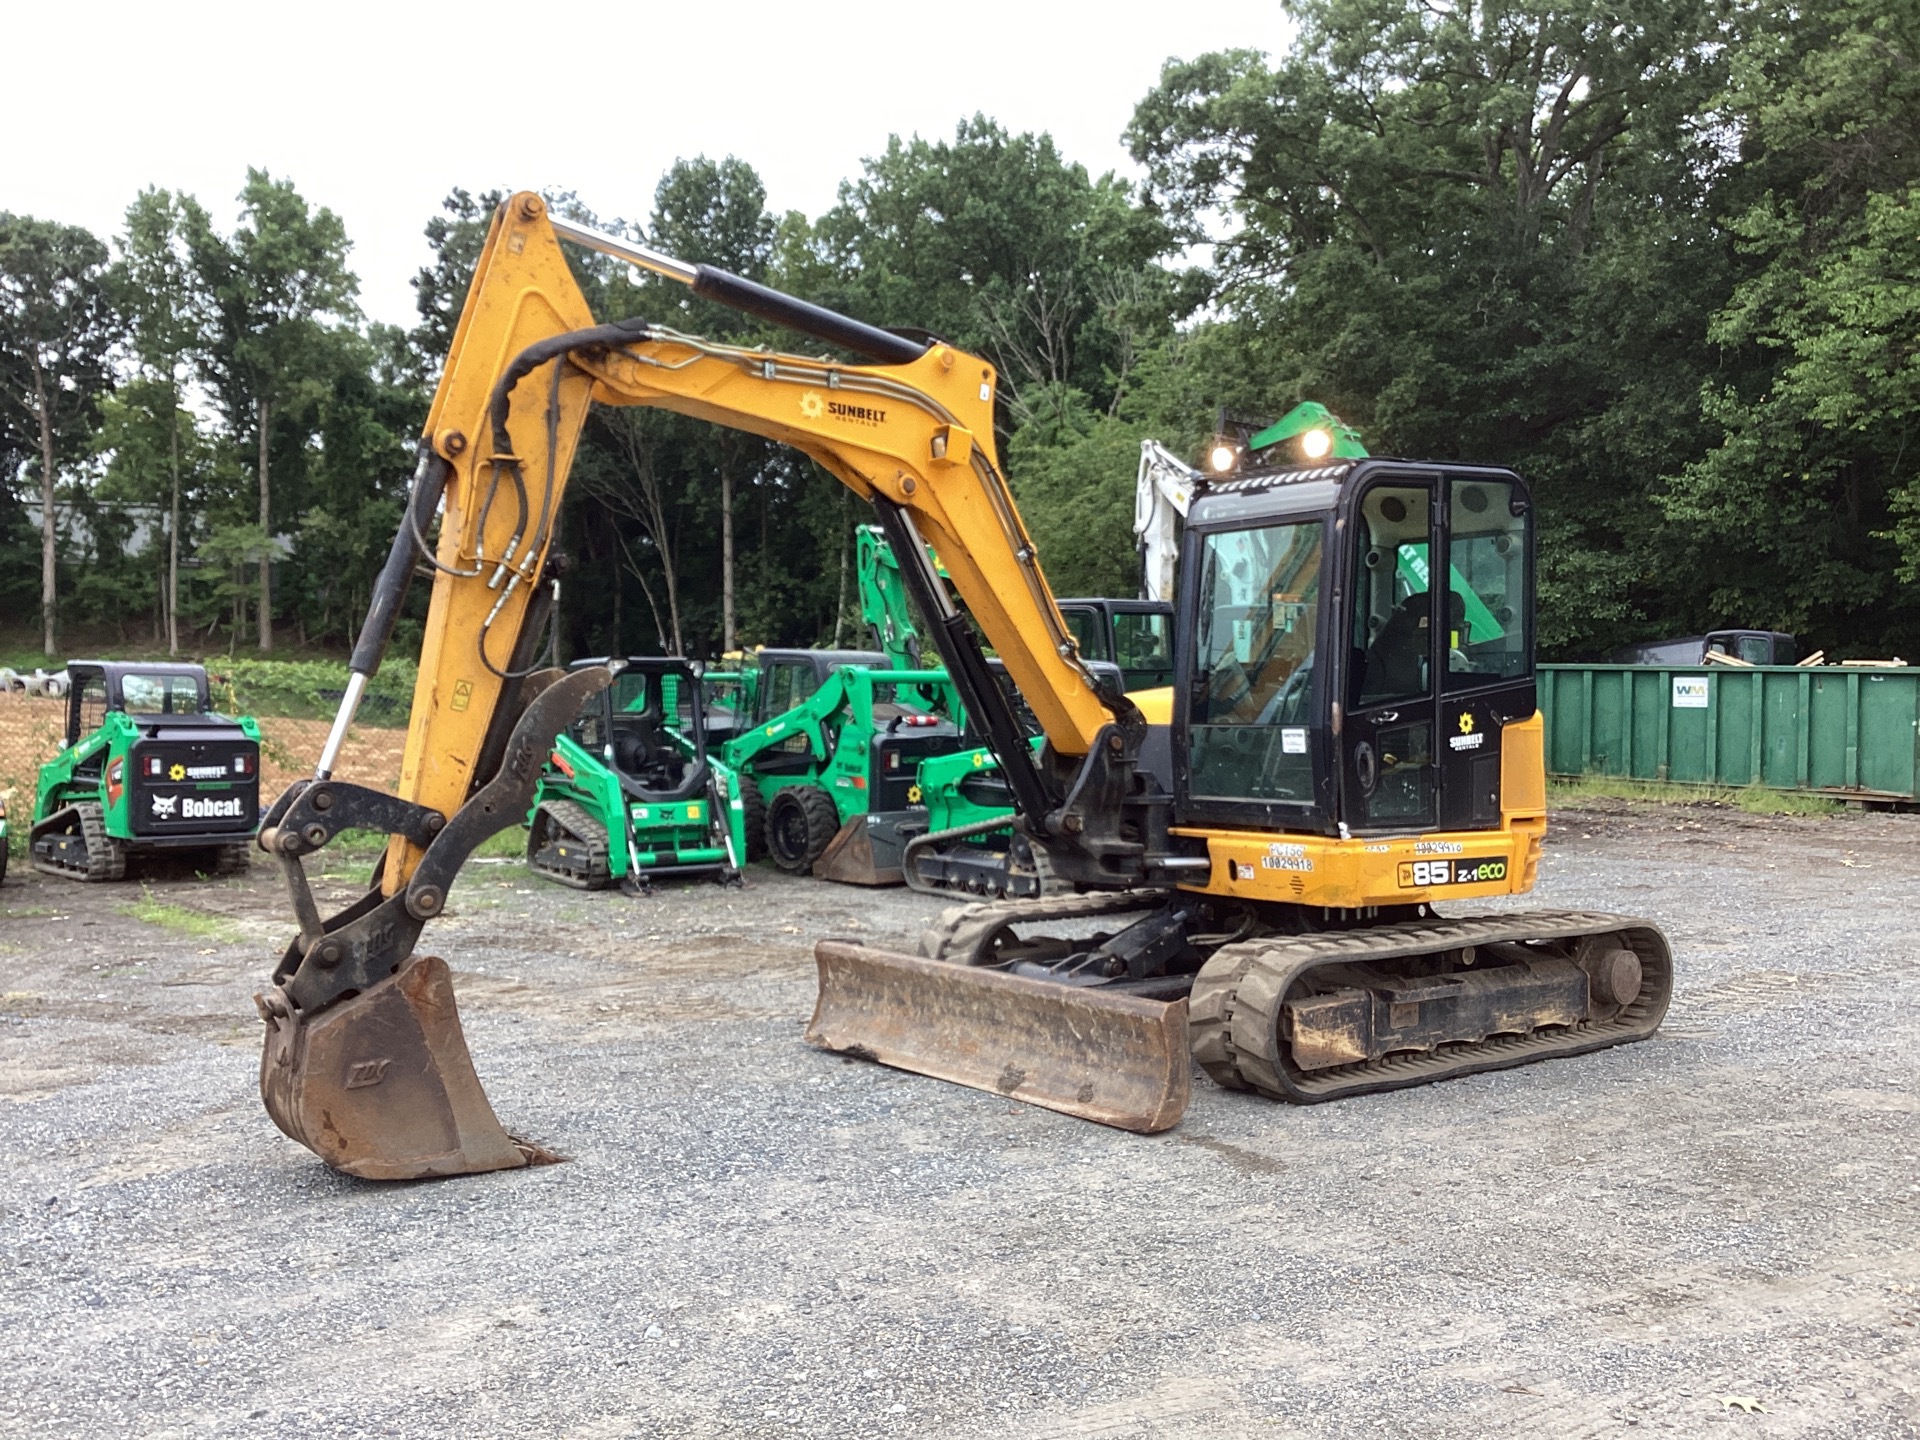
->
xmin=254 ymin=193 xmax=1671 ymax=1179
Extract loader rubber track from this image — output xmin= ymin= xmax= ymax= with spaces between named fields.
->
xmin=908 ymin=831 xmax=1043 ymax=901
xmin=528 ymin=799 xmax=613 ymax=889
xmin=1188 ymin=909 xmax=1672 ymax=1103
xmin=29 ymin=803 xmax=126 ymax=882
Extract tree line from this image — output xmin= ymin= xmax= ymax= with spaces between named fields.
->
xmin=2 ymin=0 xmax=1916 ymax=664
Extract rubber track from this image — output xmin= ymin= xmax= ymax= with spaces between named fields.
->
xmin=30 ymin=803 xmax=125 ymax=882
xmin=918 ymin=891 xmax=1168 ymax=964
xmin=528 ymin=798 xmax=612 ymax=889
xmin=912 ymin=842 xmax=1040 ymax=901
xmin=1188 ymin=909 xmax=1673 ymax=1103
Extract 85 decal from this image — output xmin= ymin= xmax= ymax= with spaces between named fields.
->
xmin=1397 ymin=857 xmax=1509 ymax=888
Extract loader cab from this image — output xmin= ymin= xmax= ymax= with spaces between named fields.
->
xmin=566 ymin=658 xmax=710 ymax=803
xmin=64 ymin=661 xmax=211 ymax=748
xmin=1057 ymin=600 xmax=1175 ymax=692
xmin=751 ymin=649 xmax=887 ymax=725
xmin=1173 ymin=459 xmax=1534 ymax=837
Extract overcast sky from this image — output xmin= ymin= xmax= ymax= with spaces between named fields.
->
xmin=7 ymin=1 xmax=1291 ymax=330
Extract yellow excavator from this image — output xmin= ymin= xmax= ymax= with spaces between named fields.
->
xmin=253 ymin=193 xmax=1671 ymax=1179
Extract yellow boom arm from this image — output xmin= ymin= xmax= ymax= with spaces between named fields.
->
xmin=388 ymin=192 xmax=1114 ymax=889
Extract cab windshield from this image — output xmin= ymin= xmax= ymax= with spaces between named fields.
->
xmin=1188 ymin=519 xmax=1324 ymax=802
xmin=120 ymin=674 xmax=205 ymax=715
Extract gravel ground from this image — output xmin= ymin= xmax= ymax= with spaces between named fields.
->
xmin=1 ymin=800 xmax=1916 ymax=1439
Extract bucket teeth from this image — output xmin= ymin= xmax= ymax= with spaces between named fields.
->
xmin=258 ymin=953 xmax=542 ymax=1180
xmin=807 ymin=940 xmax=1190 ymax=1132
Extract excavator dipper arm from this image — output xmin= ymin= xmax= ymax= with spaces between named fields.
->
xmin=256 ymin=193 xmax=1170 ymax=1177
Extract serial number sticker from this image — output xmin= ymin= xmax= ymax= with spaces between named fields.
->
xmin=1397 ymin=858 xmax=1509 ymax=888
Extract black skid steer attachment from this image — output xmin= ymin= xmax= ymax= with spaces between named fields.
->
xmin=255 ymin=664 xmax=611 ymax=1179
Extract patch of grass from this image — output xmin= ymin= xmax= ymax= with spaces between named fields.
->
xmin=1550 ymin=774 xmax=1847 ymax=817
xmin=1550 ymin=775 xmax=1737 ymax=807
xmin=1733 ymin=786 xmax=1845 ymax=817
xmin=123 ymin=886 xmax=239 ymax=942
xmin=470 ymin=827 xmax=530 ymax=860
xmin=322 ymin=825 xmax=527 ymax=859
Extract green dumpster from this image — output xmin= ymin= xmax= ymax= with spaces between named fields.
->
xmin=1539 ymin=664 xmax=1920 ymax=801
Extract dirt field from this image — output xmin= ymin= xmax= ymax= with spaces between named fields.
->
xmin=0 ymin=695 xmax=408 ymax=818
xmin=1 ymin=800 xmax=1916 ymax=1438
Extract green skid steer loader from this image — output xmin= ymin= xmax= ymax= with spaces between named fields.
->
xmin=722 ymin=650 xmax=967 ymax=884
xmin=526 ymin=659 xmax=748 ymax=892
xmin=31 ymin=661 xmax=262 ymax=881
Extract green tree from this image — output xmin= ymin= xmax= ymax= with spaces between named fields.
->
xmin=410 ymin=187 xmax=506 ymax=368
xmin=1126 ymin=0 xmax=1734 ymax=654
xmin=1663 ymin=0 xmax=1920 ymax=653
xmin=0 ymin=214 xmax=119 ymax=654
xmin=188 ymin=170 xmax=359 ymax=651
xmin=91 ymin=378 xmax=218 ymax=643
xmin=812 ymin=116 xmax=1184 ymax=427
xmin=648 ymin=156 xmax=776 ymax=650
xmin=111 ymin=188 xmax=211 ymax=653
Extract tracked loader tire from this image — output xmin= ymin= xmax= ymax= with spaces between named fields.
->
xmin=527 ymin=799 xmax=613 ymax=889
xmin=766 ymin=786 xmax=838 ymax=874
xmin=205 ymin=842 xmax=251 ymax=877
xmin=30 ymin=803 xmax=125 ymax=882
xmin=741 ymin=783 xmax=768 ymax=862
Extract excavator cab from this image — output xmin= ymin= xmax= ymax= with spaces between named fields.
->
xmin=1057 ymin=599 xmax=1175 ymax=692
xmin=1177 ymin=460 xmax=1534 ymax=837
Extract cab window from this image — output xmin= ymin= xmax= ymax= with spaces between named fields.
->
xmin=1063 ymin=608 xmax=1103 ymax=663
xmin=761 ymin=662 xmax=819 ymax=718
xmin=1444 ymin=478 xmax=1528 ymax=689
xmin=121 ymin=673 xmax=204 ymax=715
xmin=1188 ymin=520 xmax=1324 ymax=802
xmin=1112 ymin=612 xmax=1171 ymax=681
xmin=72 ymin=674 xmax=108 ymax=746
xmin=1350 ymin=486 xmax=1434 ymax=708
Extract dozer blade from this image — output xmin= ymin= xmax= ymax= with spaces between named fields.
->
xmin=807 ymin=941 xmax=1189 ymax=1132
xmin=257 ymin=952 xmax=549 ymax=1181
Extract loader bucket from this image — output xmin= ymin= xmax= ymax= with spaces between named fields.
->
xmin=813 ymin=816 xmax=902 ymax=886
xmin=257 ymin=953 xmax=552 ymax=1181
xmin=807 ymin=941 xmax=1190 ymax=1132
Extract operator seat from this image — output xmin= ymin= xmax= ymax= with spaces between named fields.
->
xmin=1361 ymin=592 xmax=1430 ymax=702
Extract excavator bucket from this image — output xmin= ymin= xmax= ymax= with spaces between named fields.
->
xmin=257 ymin=953 xmax=554 ymax=1181
xmin=807 ymin=941 xmax=1190 ymax=1132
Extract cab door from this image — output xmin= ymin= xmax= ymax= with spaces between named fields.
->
xmin=1341 ymin=476 xmax=1440 ymax=832
xmin=1435 ymin=473 xmax=1534 ymax=830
